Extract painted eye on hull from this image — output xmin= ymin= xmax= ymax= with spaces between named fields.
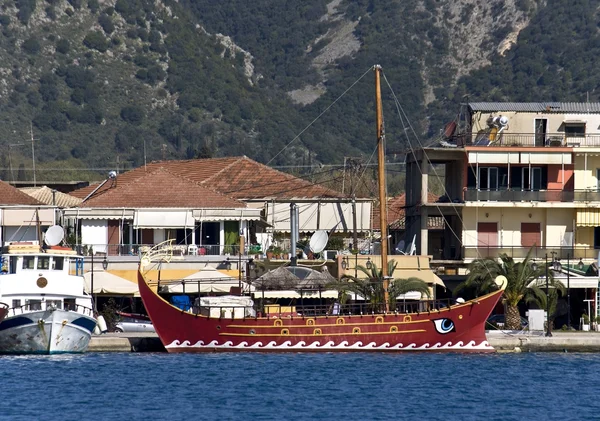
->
xmin=433 ymin=318 xmax=455 ymax=334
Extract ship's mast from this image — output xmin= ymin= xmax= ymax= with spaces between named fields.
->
xmin=374 ymin=65 xmax=390 ymax=311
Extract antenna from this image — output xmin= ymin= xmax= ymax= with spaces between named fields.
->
xmin=44 ymin=225 xmax=65 ymax=246
xmin=309 ymin=230 xmax=328 ymax=254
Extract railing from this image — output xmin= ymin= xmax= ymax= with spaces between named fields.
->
xmin=463 ymin=246 xmax=599 ymax=261
xmin=464 ymin=189 xmax=600 ymax=203
xmin=9 ymin=302 xmax=94 ymax=317
xmin=78 ymin=243 xmax=243 ymax=257
xmin=457 ymin=132 xmax=600 ymax=148
xmin=172 ymin=299 xmax=461 ymax=319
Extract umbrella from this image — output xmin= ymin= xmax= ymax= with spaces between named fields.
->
xmin=253 ymin=265 xmax=300 ymax=290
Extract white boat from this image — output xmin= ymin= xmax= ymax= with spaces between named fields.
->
xmin=0 ymin=240 xmax=96 ymax=354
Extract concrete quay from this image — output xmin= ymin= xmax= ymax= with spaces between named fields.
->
xmin=89 ymin=332 xmax=165 ymax=353
xmin=487 ymin=330 xmax=600 ymax=353
xmin=89 ymin=331 xmax=600 ymax=353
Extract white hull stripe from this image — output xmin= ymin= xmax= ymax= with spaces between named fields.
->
xmin=165 ymin=340 xmax=494 ymax=351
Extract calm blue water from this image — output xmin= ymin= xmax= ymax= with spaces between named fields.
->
xmin=0 ymin=352 xmax=598 ymax=420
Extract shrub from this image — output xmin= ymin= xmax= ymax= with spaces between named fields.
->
xmin=22 ymin=37 xmax=41 ymax=54
xmin=56 ymin=38 xmax=69 ymax=54
xmin=98 ymin=13 xmax=114 ymax=34
xmin=120 ymin=106 xmax=144 ymax=125
xmin=87 ymin=0 xmax=99 ymax=13
xmin=83 ymin=31 xmax=109 ymax=52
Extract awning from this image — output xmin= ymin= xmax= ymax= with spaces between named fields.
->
xmin=163 ymin=269 xmax=243 ymax=293
xmin=64 ymin=209 xmax=135 ymax=220
xmin=576 ymin=209 xmax=600 ymax=227
xmin=394 ymin=269 xmax=445 ymax=287
xmin=3 ymin=208 xmax=54 ymax=226
xmin=134 ymin=210 xmax=195 ymax=229
xmin=192 ymin=209 xmax=262 ymax=222
xmin=563 ymin=120 xmax=586 ymax=124
xmin=552 ymin=277 xmax=599 ymax=289
xmin=84 ymin=270 xmax=138 ymax=295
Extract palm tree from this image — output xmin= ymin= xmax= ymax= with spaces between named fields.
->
xmin=330 ymin=259 xmax=430 ymax=311
xmin=525 ymin=278 xmax=566 ymax=332
xmin=458 ymin=247 xmax=549 ymax=330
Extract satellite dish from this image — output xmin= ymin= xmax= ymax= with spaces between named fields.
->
xmin=44 ymin=225 xmax=65 ymax=246
xmin=309 ymin=230 xmax=328 ymax=254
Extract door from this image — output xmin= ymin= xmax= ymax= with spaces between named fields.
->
xmin=535 ymin=119 xmax=547 ymax=147
xmin=477 ymin=222 xmax=498 ymax=247
xmin=521 ymin=223 xmax=541 ymax=247
xmin=107 ymin=220 xmax=119 ymax=255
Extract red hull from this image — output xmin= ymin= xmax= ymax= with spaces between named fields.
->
xmin=138 ymin=271 xmax=504 ymax=353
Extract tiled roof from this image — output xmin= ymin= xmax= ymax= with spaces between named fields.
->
xmin=0 ymin=180 xmax=43 ymax=205
xmin=81 ymin=167 xmax=247 ymax=208
xmin=372 ymin=193 xmax=443 ymax=230
xmin=468 ymin=102 xmax=600 ymax=113
xmin=20 ymin=186 xmax=82 ymax=207
xmin=71 ymin=156 xmax=343 ymax=202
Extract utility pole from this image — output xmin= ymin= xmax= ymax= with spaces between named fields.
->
xmin=30 ymin=122 xmax=36 ymax=187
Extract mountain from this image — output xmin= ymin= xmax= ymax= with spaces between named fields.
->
xmin=0 ymin=0 xmax=596 ymax=183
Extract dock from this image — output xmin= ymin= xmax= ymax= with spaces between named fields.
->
xmin=89 ymin=331 xmax=600 ymax=353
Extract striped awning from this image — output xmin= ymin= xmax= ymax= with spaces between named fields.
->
xmin=576 ymin=209 xmax=600 ymax=227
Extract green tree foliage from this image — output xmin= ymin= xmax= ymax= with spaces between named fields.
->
xmin=98 ymin=13 xmax=115 ymax=34
xmin=55 ymin=38 xmax=69 ymax=54
xmin=87 ymin=0 xmax=99 ymax=13
xmin=120 ymin=105 xmax=144 ymax=125
xmin=16 ymin=0 xmax=36 ymax=24
xmin=83 ymin=31 xmax=109 ymax=52
xmin=22 ymin=37 xmax=40 ymax=54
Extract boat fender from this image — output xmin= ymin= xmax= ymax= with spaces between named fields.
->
xmin=97 ymin=315 xmax=108 ymax=333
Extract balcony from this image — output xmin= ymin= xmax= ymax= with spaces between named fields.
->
xmin=464 ymin=189 xmax=600 ymax=203
xmin=77 ymin=243 xmax=246 ymax=257
xmin=463 ymin=246 xmax=599 ymax=261
xmin=457 ymin=132 xmax=600 ymax=148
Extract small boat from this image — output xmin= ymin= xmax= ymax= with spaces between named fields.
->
xmin=0 ymin=233 xmax=97 ymax=354
xmin=137 ymin=66 xmax=506 ymax=353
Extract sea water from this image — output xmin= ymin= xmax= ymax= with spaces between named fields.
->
xmin=1 ymin=352 xmax=598 ymax=421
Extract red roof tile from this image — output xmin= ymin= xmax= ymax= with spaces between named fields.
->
xmin=0 ymin=180 xmax=43 ymax=205
xmin=71 ymin=156 xmax=344 ymax=202
xmin=372 ymin=193 xmax=442 ymax=230
xmin=81 ymin=167 xmax=246 ymax=208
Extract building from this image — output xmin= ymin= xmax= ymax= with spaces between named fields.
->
xmin=405 ymin=101 xmax=600 ymax=321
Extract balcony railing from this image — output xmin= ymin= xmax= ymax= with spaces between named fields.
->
xmin=463 ymin=246 xmax=599 ymax=261
xmin=455 ymin=132 xmax=600 ymax=148
xmin=76 ymin=243 xmax=245 ymax=257
xmin=464 ymin=189 xmax=600 ymax=203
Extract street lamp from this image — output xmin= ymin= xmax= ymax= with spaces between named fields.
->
xmin=578 ymin=258 xmax=584 ymax=271
xmin=225 ymin=258 xmax=232 ymax=270
xmin=366 ymin=257 xmax=372 ymax=269
xmin=102 ymin=258 xmax=108 ymax=270
xmin=341 ymin=256 xmax=348 ymax=270
xmin=545 ymin=253 xmax=552 ymax=337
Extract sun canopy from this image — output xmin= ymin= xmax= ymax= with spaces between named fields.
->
xmin=83 ymin=270 xmax=138 ymax=295
xmin=162 ymin=268 xmax=250 ymax=293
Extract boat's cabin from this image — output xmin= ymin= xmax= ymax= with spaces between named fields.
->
xmin=0 ymin=250 xmax=83 ymax=277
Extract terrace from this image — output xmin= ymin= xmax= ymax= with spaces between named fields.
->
xmin=456 ymin=132 xmax=600 ymax=148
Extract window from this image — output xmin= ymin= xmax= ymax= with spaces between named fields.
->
xmin=565 ymin=124 xmax=585 ymax=137
xmin=23 ymin=256 xmax=35 ymax=270
xmin=26 ymin=299 xmax=42 ymax=311
xmin=52 ymin=257 xmax=64 ymax=271
xmin=64 ymin=299 xmax=76 ymax=311
xmin=37 ymin=257 xmax=50 ymax=270
xmin=46 ymin=300 xmax=62 ymax=309
xmin=521 ymin=167 xmax=544 ymax=191
xmin=12 ymin=299 xmax=21 ymax=309
xmin=9 ymin=256 xmax=17 ymax=274
xmin=597 ymin=169 xmax=600 ymax=192
xmin=478 ymin=167 xmax=499 ymax=190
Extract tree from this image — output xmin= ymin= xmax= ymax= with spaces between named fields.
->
xmin=331 ymin=260 xmax=430 ymax=310
xmin=458 ymin=247 xmax=549 ymax=330
xmin=525 ymin=277 xmax=566 ymax=333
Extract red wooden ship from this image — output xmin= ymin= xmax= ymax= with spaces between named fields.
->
xmin=137 ymin=65 xmax=506 ymax=353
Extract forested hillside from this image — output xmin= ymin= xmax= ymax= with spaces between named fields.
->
xmin=0 ymin=0 xmax=597 ymax=184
